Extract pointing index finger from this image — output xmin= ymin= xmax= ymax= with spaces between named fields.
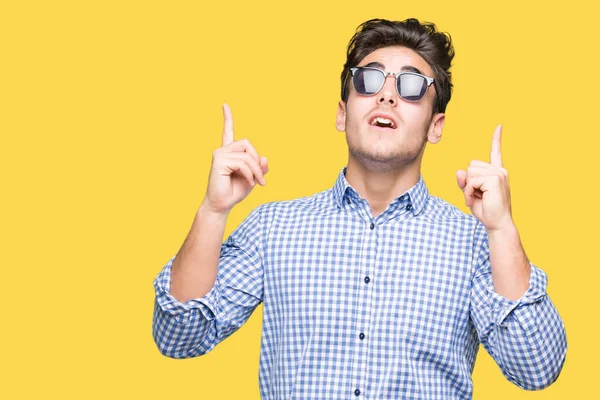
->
xmin=222 ymin=103 xmax=234 ymax=146
xmin=490 ymin=124 xmax=503 ymax=167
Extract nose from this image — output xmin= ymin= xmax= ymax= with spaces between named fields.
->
xmin=378 ymin=75 xmax=398 ymax=106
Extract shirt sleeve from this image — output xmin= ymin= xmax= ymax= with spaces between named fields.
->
xmin=469 ymin=221 xmax=567 ymax=390
xmin=152 ymin=204 xmax=265 ymax=359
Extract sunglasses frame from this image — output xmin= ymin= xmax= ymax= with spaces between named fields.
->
xmin=349 ymin=66 xmax=435 ymax=102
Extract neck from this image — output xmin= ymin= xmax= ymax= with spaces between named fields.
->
xmin=345 ymin=157 xmax=421 ymax=218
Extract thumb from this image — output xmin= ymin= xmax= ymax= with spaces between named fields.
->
xmin=456 ymin=169 xmax=467 ymax=190
xmin=261 ymin=156 xmax=269 ymax=174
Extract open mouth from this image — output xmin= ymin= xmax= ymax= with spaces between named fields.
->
xmin=369 ymin=115 xmax=397 ymax=129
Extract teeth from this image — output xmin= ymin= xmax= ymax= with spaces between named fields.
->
xmin=371 ymin=117 xmax=395 ymax=128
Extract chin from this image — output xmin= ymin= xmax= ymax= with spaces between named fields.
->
xmin=352 ymin=148 xmax=397 ymax=165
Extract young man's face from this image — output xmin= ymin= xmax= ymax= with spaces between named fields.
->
xmin=336 ymin=46 xmax=445 ymax=171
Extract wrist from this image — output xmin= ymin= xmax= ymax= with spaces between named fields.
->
xmin=198 ymin=199 xmax=230 ymax=220
xmin=487 ymin=218 xmax=517 ymax=238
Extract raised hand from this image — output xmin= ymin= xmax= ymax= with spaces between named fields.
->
xmin=202 ymin=104 xmax=269 ymax=214
xmin=456 ymin=125 xmax=513 ymax=232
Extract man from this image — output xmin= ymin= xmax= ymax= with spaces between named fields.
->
xmin=152 ymin=18 xmax=567 ymax=399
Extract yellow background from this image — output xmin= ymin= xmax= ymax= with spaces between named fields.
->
xmin=1 ymin=0 xmax=597 ymax=398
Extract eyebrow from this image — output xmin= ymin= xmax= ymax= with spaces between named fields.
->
xmin=362 ymin=61 xmax=425 ymax=75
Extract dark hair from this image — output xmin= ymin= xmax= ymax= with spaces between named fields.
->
xmin=341 ymin=18 xmax=455 ymax=114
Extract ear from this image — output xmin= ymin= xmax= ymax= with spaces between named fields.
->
xmin=336 ymin=100 xmax=346 ymax=132
xmin=427 ymin=113 xmax=445 ymax=144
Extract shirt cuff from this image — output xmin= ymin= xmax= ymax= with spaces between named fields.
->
xmin=153 ymin=255 xmax=218 ymax=324
xmin=489 ymin=262 xmax=547 ymax=333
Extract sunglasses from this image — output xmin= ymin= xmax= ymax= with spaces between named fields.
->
xmin=350 ymin=66 xmax=435 ymax=102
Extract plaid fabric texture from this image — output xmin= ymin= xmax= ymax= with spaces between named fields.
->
xmin=153 ymin=166 xmax=566 ymax=399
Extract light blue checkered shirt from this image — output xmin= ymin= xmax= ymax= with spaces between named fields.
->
xmin=153 ymin=166 xmax=567 ymax=399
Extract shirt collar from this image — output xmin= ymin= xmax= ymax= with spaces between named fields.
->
xmin=332 ymin=166 xmax=429 ymax=216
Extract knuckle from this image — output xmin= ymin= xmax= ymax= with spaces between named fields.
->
xmin=246 ymin=140 xmax=257 ymax=152
xmin=247 ymin=153 xmax=259 ymax=165
xmin=243 ymin=156 xmax=258 ymax=171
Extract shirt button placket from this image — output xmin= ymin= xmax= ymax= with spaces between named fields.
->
xmin=353 ymin=220 xmax=375 ymax=397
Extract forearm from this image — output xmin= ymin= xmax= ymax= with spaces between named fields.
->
xmin=472 ymin=220 xmax=567 ymax=390
xmin=153 ymin=204 xmax=267 ymax=358
xmin=170 ymin=199 xmax=229 ymax=303
xmin=487 ymin=222 xmax=531 ymax=300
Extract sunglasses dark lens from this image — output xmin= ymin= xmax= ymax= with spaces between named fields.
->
xmin=353 ymin=68 xmax=384 ymax=95
xmin=398 ymin=73 xmax=427 ymax=101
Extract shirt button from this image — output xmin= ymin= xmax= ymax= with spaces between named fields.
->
xmin=364 ymin=276 xmax=370 ymax=284
xmin=354 ymin=389 xmax=361 ymax=396
xmin=359 ymin=332 xmax=365 ymax=340
xmin=369 ymin=222 xmax=375 ymax=230
xmin=405 ymin=204 xmax=412 ymax=211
